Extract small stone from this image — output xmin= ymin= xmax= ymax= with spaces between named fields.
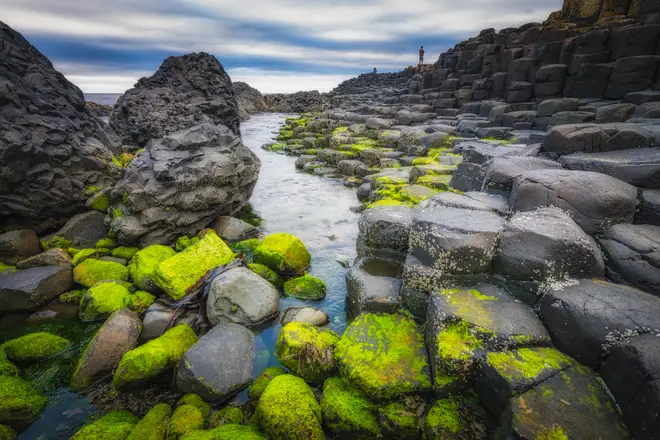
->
xmin=283 ymin=275 xmax=326 ymax=300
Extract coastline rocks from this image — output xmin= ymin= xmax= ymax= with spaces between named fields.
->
xmin=16 ymin=248 xmax=71 ymax=269
xmin=0 ymin=22 xmax=122 ymax=230
xmin=345 ymin=257 xmax=402 ymax=317
xmin=234 ymin=81 xmax=266 ymax=121
xmin=283 ymin=275 xmax=326 ymax=300
xmin=264 ymin=91 xmax=324 ymax=113
xmin=275 ymin=322 xmax=339 ymax=384
xmin=357 ymin=205 xmax=412 ymax=262
xmin=108 ymin=124 xmax=260 ymax=245
xmin=177 ymin=323 xmax=255 ymax=402
xmin=73 ymin=258 xmax=129 ymax=288
xmin=0 ymin=230 xmax=39 ymax=265
xmin=110 ymin=52 xmax=241 ymax=145
xmin=211 ymin=216 xmax=257 ymax=243
xmin=125 ymin=403 xmax=172 ymax=440
xmin=41 ymin=210 xmax=109 ymax=250
xmin=206 ymin=267 xmax=280 ymax=327
xmin=0 ymin=266 xmax=73 ymax=312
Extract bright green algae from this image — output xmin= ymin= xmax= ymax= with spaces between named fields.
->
xmin=0 ymin=375 xmax=48 ymax=428
xmin=71 ymin=410 xmax=138 ymax=439
xmin=334 ymin=313 xmax=431 ymax=400
xmin=486 ymin=348 xmax=574 ymax=383
xmin=232 ymin=239 xmax=261 ymax=264
xmin=320 ymin=377 xmax=381 ymax=439
xmin=95 ymin=237 xmax=118 ymax=249
xmin=72 ymin=248 xmax=103 ymax=266
xmin=207 ymin=406 xmax=244 ymax=428
xmin=153 ymin=230 xmax=235 ymax=300
xmin=175 ymin=236 xmax=200 ymax=252
xmin=167 ymin=398 xmax=209 ymax=440
xmin=247 ymin=366 xmax=286 ymax=400
xmin=425 ymin=392 xmax=489 ymax=439
xmin=113 ymin=324 xmax=198 ymax=390
xmin=73 ymin=258 xmax=129 ymax=287
xmin=0 ymin=424 xmax=16 ymax=440
xmin=112 ymin=246 xmax=140 ymax=260
xmin=257 ymin=374 xmax=324 ymax=440
xmin=283 ymin=275 xmax=326 ymax=299
xmin=275 ymin=322 xmax=339 ymax=383
xmin=126 ymin=403 xmax=172 ymax=440
xmin=247 ymin=263 xmax=282 ymax=288
xmin=378 ymin=398 xmax=424 ymax=439
xmin=180 ymin=425 xmax=267 ymax=440
xmin=3 ymin=332 xmax=70 ymax=362
xmin=128 ymin=245 xmax=176 ymax=291
xmin=253 ymin=233 xmax=311 ymax=275
xmin=79 ymin=281 xmax=133 ymax=322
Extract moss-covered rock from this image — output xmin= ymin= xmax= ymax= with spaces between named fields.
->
xmin=175 ymin=236 xmax=200 ymax=252
xmin=334 ymin=313 xmax=432 ymax=400
xmin=180 ymin=425 xmax=267 ymax=440
xmin=59 ymin=289 xmax=84 ymax=304
xmin=126 ymin=403 xmax=172 ymax=440
xmin=3 ymin=332 xmax=70 ymax=362
xmin=0 ymin=349 xmax=18 ymax=377
xmin=153 ymin=230 xmax=235 ymax=300
xmin=321 ymin=377 xmax=382 ymax=439
xmin=177 ymin=394 xmax=211 ymax=419
xmin=72 ymin=248 xmax=104 ymax=266
xmin=87 ymin=190 xmax=111 ymax=213
xmin=232 ymin=239 xmax=261 ymax=264
xmin=257 ymin=374 xmax=324 ymax=440
xmin=129 ymin=290 xmax=156 ymax=313
xmin=0 ymin=424 xmax=16 ymax=440
xmin=71 ymin=410 xmax=138 ymax=440
xmin=74 ymin=258 xmax=129 ymax=288
xmin=96 ymin=238 xmax=118 ymax=249
xmin=248 ymin=263 xmax=282 ymax=288
xmin=167 ymin=401 xmax=207 ymax=440
xmin=0 ymin=263 xmax=15 ymax=275
xmin=425 ymin=392 xmax=490 ymax=440
xmin=283 ymin=275 xmax=326 ymax=300
xmin=254 ymin=233 xmax=311 ymax=275
xmin=247 ymin=366 xmax=287 ymax=400
xmin=275 ymin=322 xmax=339 ymax=383
xmin=378 ymin=397 xmax=425 ymax=440
xmin=0 ymin=375 xmax=48 ymax=428
xmin=41 ymin=235 xmax=72 ymax=251
xmin=112 ymin=246 xmax=140 ymax=261
xmin=207 ymin=406 xmax=244 ymax=429
xmin=79 ymin=281 xmax=134 ymax=322
xmin=128 ymin=245 xmax=177 ymax=292
xmin=113 ymin=324 xmax=198 ymax=390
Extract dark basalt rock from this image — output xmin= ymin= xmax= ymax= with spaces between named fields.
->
xmin=234 ymin=81 xmax=266 ymax=121
xmin=0 ymin=21 xmax=122 ymax=231
xmin=264 ymin=91 xmax=324 ymax=113
xmin=110 ymin=52 xmax=241 ymax=146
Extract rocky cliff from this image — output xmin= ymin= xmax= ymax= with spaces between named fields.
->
xmin=0 ymin=21 xmax=122 ymax=232
xmin=110 ymin=53 xmax=241 ymax=147
xmin=234 ymin=81 xmax=267 ymax=121
xmin=264 ymin=90 xmax=325 ymax=113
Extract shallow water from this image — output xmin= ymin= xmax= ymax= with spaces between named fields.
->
xmin=5 ymin=113 xmax=360 ymax=438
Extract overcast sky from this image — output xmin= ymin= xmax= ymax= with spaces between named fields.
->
xmin=2 ymin=0 xmax=559 ymax=94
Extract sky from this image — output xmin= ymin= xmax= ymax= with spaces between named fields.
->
xmin=2 ymin=0 xmax=559 ymax=94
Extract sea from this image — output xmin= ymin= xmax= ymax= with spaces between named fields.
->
xmin=84 ymin=93 xmax=122 ymax=106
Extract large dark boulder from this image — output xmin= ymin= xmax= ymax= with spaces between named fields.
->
xmin=0 ymin=266 xmax=73 ymax=312
xmin=110 ymin=53 xmax=241 ymax=146
xmin=0 ymin=21 xmax=122 ymax=231
xmin=108 ymin=123 xmax=260 ymax=245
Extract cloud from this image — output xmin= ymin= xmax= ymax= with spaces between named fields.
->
xmin=1 ymin=0 xmax=559 ymax=93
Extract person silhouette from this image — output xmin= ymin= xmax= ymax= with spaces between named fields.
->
xmin=419 ymin=46 xmax=425 ymax=65
xmin=373 ymin=67 xmax=377 ymax=77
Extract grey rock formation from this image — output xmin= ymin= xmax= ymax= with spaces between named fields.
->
xmin=42 ymin=210 xmax=109 ymax=249
xmin=0 ymin=230 xmax=40 ymax=265
xmin=177 ymin=323 xmax=255 ymax=402
xmin=108 ymin=123 xmax=260 ymax=245
xmin=0 ymin=266 xmax=73 ymax=312
xmin=110 ymin=52 xmax=241 ymax=146
xmin=484 ymin=156 xmax=563 ymax=192
xmin=234 ymin=81 xmax=266 ymax=121
xmin=345 ymin=258 xmax=402 ymax=317
xmin=16 ymin=249 xmax=72 ymax=269
xmin=638 ymin=189 xmax=660 ymax=225
xmin=140 ymin=300 xmax=198 ymax=342
xmin=264 ymin=91 xmax=324 ymax=113
xmin=357 ymin=205 xmax=412 ymax=262
xmin=0 ymin=22 xmax=122 ymax=231
xmin=280 ymin=307 xmax=330 ymax=327
xmin=211 ymin=216 xmax=258 ymax=243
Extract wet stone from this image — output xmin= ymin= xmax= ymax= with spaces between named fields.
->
xmin=345 ymin=257 xmax=402 ymax=318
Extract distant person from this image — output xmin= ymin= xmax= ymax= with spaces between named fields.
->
xmin=373 ymin=67 xmax=377 ymax=77
xmin=419 ymin=46 xmax=425 ymax=65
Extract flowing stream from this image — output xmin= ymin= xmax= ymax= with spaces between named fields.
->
xmin=8 ymin=113 xmax=360 ymax=439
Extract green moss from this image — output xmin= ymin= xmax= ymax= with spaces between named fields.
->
xmin=320 ymin=377 xmax=381 ymax=438
xmin=334 ymin=313 xmax=432 ymax=400
xmin=412 ymin=157 xmax=435 ymax=166
xmin=536 ymin=426 xmax=569 ymax=440
xmin=231 ymin=239 xmax=261 ymax=264
xmin=73 ymin=258 xmax=129 ymax=288
xmin=85 ymin=185 xmax=102 ymax=195
xmin=236 ymin=204 xmax=263 ymax=228
xmin=68 ymin=247 xmax=81 ymax=257
xmin=95 ymin=238 xmax=117 ymax=249
xmin=111 ymin=246 xmax=140 ymax=260
xmin=378 ymin=399 xmax=423 ymax=439
xmin=167 ymin=404 xmax=206 ymax=440
xmin=59 ymin=289 xmax=84 ymax=304
xmin=0 ymin=424 xmax=16 ymax=440
xmin=257 ymin=374 xmax=324 ymax=440
xmin=283 ymin=275 xmax=326 ymax=300
xmin=425 ymin=397 xmax=461 ymax=434
xmin=0 ymin=375 xmax=48 ymax=427
xmin=367 ymin=199 xmax=411 ymax=209
xmin=177 ymin=395 xmax=211 ymax=419
xmin=72 ymin=248 xmax=102 ymax=266
xmin=435 ymin=320 xmax=484 ymax=381
xmin=248 ymin=366 xmax=287 ymax=400
xmin=332 ymin=126 xmax=350 ymax=135
xmin=130 ymin=290 xmax=156 ymax=313
xmin=79 ymin=281 xmax=133 ymax=322
xmin=180 ymin=425 xmax=267 ymax=440
xmin=175 ymin=236 xmax=200 ymax=252
xmin=254 ymin=233 xmax=311 ymax=275
xmin=0 ymin=263 xmax=16 ymax=275
xmin=4 ymin=332 xmax=70 ymax=362
xmin=486 ymin=348 xmax=574 ymax=382
xmin=129 ymin=245 xmax=177 ymax=292
xmin=72 ymin=411 xmax=139 ymax=439
xmin=263 ymin=143 xmax=287 ymax=153
xmin=41 ymin=235 xmax=72 ymax=251
xmin=0 ymin=348 xmax=18 ymax=377
xmin=275 ymin=322 xmax=339 ymax=383
xmin=425 ymin=392 xmax=488 ymax=439
xmin=113 ymin=324 xmax=198 ymax=390
xmin=417 ymin=175 xmax=452 ymax=191
xmin=153 ymin=230 xmax=235 ymax=300
xmin=112 ymin=152 xmax=135 ymax=168
xmin=208 ymin=406 xmax=244 ymax=428
xmin=126 ymin=403 xmax=172 ymax=440
xmin=248 ymin=263 xmax=282 ymax=288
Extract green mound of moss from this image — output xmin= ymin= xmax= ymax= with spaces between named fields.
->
xmin=247 ymin=366 xmax=287 ymax=401
xmin=283 ymin=275 xmax=326 ymax=300
xmin=126 ymin=403 xmax=172 ymax=440
xmin=4 ymin=332 xmax=70 ymax=362
xmin=275 ymin=322 xmax=339 ymax=383
xmin=320 ymin=377 xmax=381 ymax=438
xmin=0 ymin=375 xmax=48 ymax=428
xmin=71 ymin=410 xmax=138 ymax=440
xmin=248 ymin=263 xmax=282 ymax=288
xmin=254 ymin=233 xmax=310 ymax=275
xmin=74 ymin=258 xmax=129 ymax=288
xmin=180 ymin=425 xmax=267 ymax=440
xmin=129 ymin=245 xmax=177 ymax=292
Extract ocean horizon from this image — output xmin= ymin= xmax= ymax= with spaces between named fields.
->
xmin=85 ymin=93 xmax=122 ymax=106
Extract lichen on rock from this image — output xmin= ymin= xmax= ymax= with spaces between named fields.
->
xmin=128 ymin=245 xmax=177 ymax=292
xmin=248 ymin=366 xmax=287 ymax=400
xmin=73 ymin=258 xmax=129 ymax=288
xmin=275 ymin=322 xmax=339 ymax=383
xmin=283 ymin=275 xmax=326 ymax=299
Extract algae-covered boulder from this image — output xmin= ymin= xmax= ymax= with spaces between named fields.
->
xmin=0 ymin=375 xmax=47 ymax=428
xmin=254 ymin=233 xmax=311 ymax=275
xmin=257 ymin=374 xmax=324 ymax=440
xmin=73 ymin=258 xmax=129 ymax=288
xmin=130 ymin=290 xmax=156 ymax=313
xmin=71 ymin=411 xmax=138 ymax=440
xmin=0 ymin=349 xmax=18 ymax=377
xmin=79 ymin=281 xmax=134 ymax=322
xmin=3 ymin=332 xmax=70 ymax=362
xmin=207 ymin=406 xmax=244 ymax=428
xmin=248 ymin=366 xmax=287 ymax=400
xmin=126 ymin=403 xmax=172 ymax=440
xmin=320 ymin=377 xmax=382 ymax=439
xmin=248 ymin=263 xmax=282 ymax=288
xmin=180 ymin=425 xmax=267 ymax=440
xmin=378 ymin=397 xmax=425 ymax=440
xmin=112 ymin=246 xmax=140 ymax=261
xmin=153 ymin=230 xmax=235 ymax=300
xmin=283 ymin=275 xmax=326 ymax=300
xmin=0 ymin=425 xmax=16 ymax=440
xmin=113 ymin=324 xmax=198 ymax=390
xmin=335 ymin=313 xmax=432 ymax=400
xmin=425 ymin=392 xmax=490 ymax=440
xmin=233 ymin=239 xmax=261 ymax=264
xmin=166 ymin=395 xmax=211 ymax=440
xmin=129 ymin=245 xmax=177 ymax=292
xmin=275 ymin=322 xmax=339 ymax=383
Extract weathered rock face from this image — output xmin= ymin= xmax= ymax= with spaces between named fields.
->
xmin=234 ymin=82 xmax=266 ymax=121
xmin=0 ymin=21 xmax=122 ymax=231
xmin=264 ymin=91 xmax=324 ymax=113
xmin=110 ymin=52 xmax=241 ymax=147
xmin=108 ymin=123 xmax=260 ymax=245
